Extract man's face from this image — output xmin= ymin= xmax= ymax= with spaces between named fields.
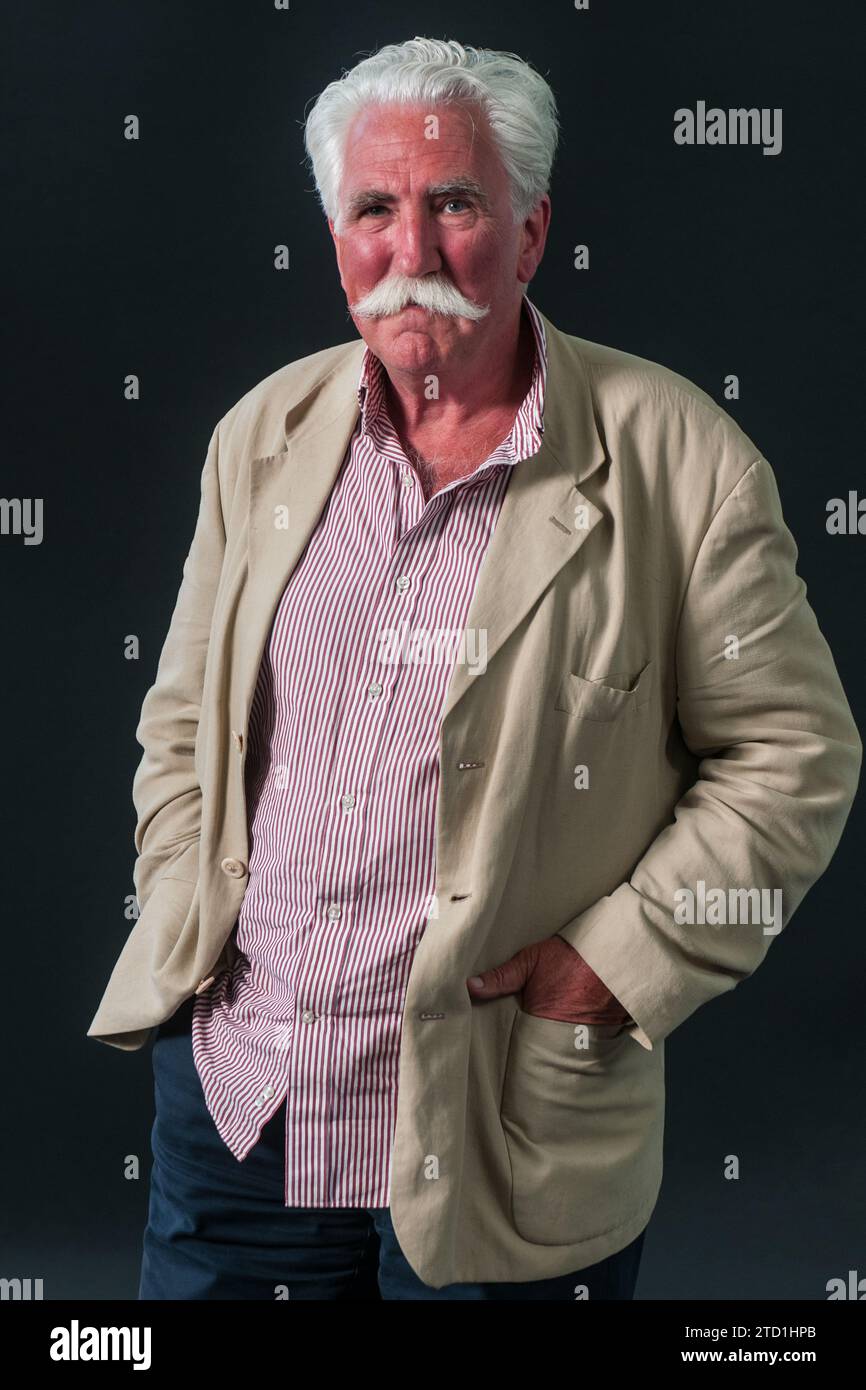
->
xmin=327 ymin=101 xmax=548 ymax=376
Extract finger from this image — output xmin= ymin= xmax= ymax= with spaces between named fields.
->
xmin=467 ymin=946 xmax=536 ymax=1000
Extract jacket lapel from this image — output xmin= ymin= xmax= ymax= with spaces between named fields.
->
xmin=242 ymin=387 xmax=364 ymax=720
xmin=242 ymin=308 xmax=608 ymax=727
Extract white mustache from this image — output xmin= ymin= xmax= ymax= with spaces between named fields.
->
xmin=350 ymin=274 xmax=490 ymax=321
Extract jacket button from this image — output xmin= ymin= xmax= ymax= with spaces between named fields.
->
xmin=220 ymin=856 xmax=246 ymax=877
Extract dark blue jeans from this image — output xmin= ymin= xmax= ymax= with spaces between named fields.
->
xmin=139 ymin=995 xmax=647 ymax=1300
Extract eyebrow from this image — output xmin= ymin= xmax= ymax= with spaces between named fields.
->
xmin=344 ymin=177 xmax=491 ymax=218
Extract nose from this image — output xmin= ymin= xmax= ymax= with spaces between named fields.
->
xmin=390 ymin=204 xmax=442 ymax=281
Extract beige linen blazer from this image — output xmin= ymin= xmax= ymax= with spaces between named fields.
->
xmin=87 ymin=308 xmax=861 ymax=1286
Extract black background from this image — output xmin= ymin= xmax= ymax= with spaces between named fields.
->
xmin=2 ymin=0 xmax=863 ymax=1300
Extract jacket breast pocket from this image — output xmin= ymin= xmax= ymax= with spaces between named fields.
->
xmin=500 ymin=1008 xmax=664 ymax=1247
xmin=553 ymin=659 xmax=652 ymax=720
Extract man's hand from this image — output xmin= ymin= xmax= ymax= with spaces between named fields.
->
xmin=466 ymin=935 xmax=633 ymax=1026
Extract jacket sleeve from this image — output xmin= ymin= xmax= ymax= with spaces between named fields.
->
xmin=131 ymin=421 xmax=226 ymax=913
xmin=557 ymin=455 xmax=862 ymax=1050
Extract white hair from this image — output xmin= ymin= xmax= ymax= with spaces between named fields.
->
xmin=302 ymin=37 xmax=560 ymax=234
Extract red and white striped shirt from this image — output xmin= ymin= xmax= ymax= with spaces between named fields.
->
xmin=191 ymin=297 xmax=548 ymax=1206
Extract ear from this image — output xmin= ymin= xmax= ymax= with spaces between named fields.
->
xmin=517 ymin=194 xmax=551 ymax=286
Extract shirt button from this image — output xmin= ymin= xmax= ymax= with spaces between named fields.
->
xmin=401 ymin=470 xmax=414 ymax=488
xmin=301 ymin=1009 xmax=318 ymax=1024
xmin=368 ymin=681 xmax=383 ymax=698
xmin=262 ymin=1084 xmax=275 ymax=1099
xmin=340 ymin=793 xmax=356 ymax=810
xmin=220 ymin=856 xmax=246 ymax=877
xmin=327 ymin=903 xmax=342 ymax=920
xmin=395 ymin=575 xmax=410 ymax=593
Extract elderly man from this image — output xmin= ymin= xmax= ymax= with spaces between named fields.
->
xmin=88 ymin=38 xmax=860 ymax=1301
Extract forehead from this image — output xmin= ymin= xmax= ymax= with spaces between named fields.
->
xmin=341 ymin=101 xmax=506 ymax=186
